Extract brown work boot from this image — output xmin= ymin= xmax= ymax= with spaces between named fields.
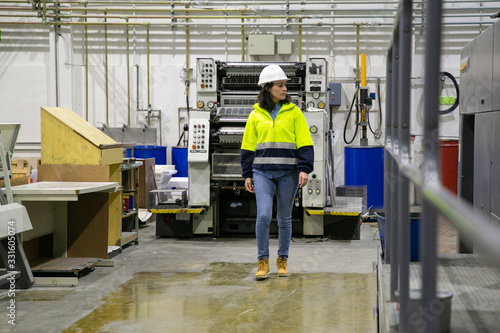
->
xmin=255 ymin=258 xmax=270 ymax=280
xmin=277 ymin=257 xmax=289 ymax=277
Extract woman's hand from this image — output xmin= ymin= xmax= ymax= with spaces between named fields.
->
xmin=299 ymin=171 xmax=308 ymax=188
xmin=245 ymin=177 xmax=255 ymax=193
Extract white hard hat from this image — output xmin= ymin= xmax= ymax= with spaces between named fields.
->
xmin=258 ymin=64 xmax=289 ymax=87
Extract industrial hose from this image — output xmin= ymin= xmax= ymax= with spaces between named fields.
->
xmin=367 ymin=78 xmax=383 ymax=140
xmin=343 ymin=86 xmax=360 ymax=145
xmin=438 ymin=71 xmax=459 ymax=115
xmin=178 ymin=79 xmax=190 ymax=147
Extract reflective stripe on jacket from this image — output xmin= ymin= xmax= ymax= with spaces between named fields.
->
xmin=240 ymin=102 xmax=314 ymax=179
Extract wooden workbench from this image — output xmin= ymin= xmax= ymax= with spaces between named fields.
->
xmin=11 ymin=181 xmax=119 ymax=259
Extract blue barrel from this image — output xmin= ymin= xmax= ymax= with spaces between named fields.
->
xmin=133 ymin=145 xmax=167 ymax=165
xmin=171 ymin=146 xmax=188 ymax=177
xmin=345 ymin=146 xmax=384 ymax=209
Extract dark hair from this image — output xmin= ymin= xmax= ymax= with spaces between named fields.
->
xmin=257 ymin=82 xmax=292 ymax=111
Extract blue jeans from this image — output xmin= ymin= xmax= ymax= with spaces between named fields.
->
xmin=253 ymin=170 xmax=299 ymax=260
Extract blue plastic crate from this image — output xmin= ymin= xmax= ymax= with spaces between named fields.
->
xmin=375 ymin=212 xmax=420 ymax=261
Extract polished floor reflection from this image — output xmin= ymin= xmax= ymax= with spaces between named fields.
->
xmin=63 ymin=262 xmax=377 ymax=332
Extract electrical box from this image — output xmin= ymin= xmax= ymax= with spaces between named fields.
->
xmin=248 ymin=34 xmax=275 ymax=55
xmin=277 ymin=39 xmax=293 ymax=55
xmin=328 ymin=82 xmax=342 ymax=106
xmin=305 ymin=58 xmax=328 ymax=109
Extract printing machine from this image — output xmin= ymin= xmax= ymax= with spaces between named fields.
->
xmin=153 ymin=58 xmax=363 ymax=238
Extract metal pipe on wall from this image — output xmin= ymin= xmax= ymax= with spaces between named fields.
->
xmin=85 ymin=3 xmax=89 ymax=121
xmin=1 ymin=18 xmax=495 ymax=28
xmin=240 ymin=18 xmax=244 ymax=62
xmin=298 ymin=18 xmax=302 ymax=61
xmin=136 ymin=64 xmax=140 ymax=110
xmin=104 ymin=10 xmax=109 ymax=126
xmin=12 ymin=6 xmax=253 ymax=13
xmin=42 ymin=0 xmax=46 ymax=23
xmin=126 ymin=18 xmax=131 ymax=126
xmin=53 ymin=0 xmax=60 ymax=107
xmin=146 ymin=23 xmax=150 ymax=109
xmin=3 ymin=2 xmax=498 ymax=11
xmin=4 ymin=10 xmax=498 ymax=22
xmin=1 ymin=0 xmax=497 ymax=12
xmin=355 ymin=24 xmax=360 ymax=84
xmin=185 ymin=4 xmax=190 ymax=111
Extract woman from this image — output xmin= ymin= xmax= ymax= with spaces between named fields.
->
xmin=241 ymin=64 xmax=314 ymax=280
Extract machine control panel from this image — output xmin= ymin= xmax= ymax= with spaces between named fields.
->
xmin=303 ymin=110 xmax=327 ymax=208
xmin=188 ymin=111 xmax=210 ymax=162
xmin=197 ymin=58 xmax=216 ymax=92
xmin=196 ymin=58 xmax=218 ymax=111
xmin=305 ymin=58 xmax=328 ymax=110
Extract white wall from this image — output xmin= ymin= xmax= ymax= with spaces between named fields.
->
xmin=0 ymin=1 xmax=496 ymax=186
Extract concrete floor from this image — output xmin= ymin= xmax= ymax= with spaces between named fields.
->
xmin=1 ymin=222 xmax=380 ymax=333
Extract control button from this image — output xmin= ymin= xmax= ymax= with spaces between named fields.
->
xmin=192 ymin=145 xmax=196 ymax=149
xmin=316 ymin=189 xmax=320 ymax=194
xmin=308 ymin=189 xmax=313 ymax=194
xmin=197 ymin=101 xmax=204 ymax=108
xmin=318 ymin=101 xmax=325 ymax=109
xmin=310 ymin=125 xmax=318 ymax=134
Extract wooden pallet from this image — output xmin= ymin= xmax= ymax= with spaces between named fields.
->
xmin=29 ymin=257 xmax=101 ymax=278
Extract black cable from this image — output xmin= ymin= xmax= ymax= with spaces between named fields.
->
xmin=438 ymin=71 xmax=459 ymax=115
xmin=180 ymin=79 xmax=190 ymax=148
xmin=367 ymin=79 xmax=383 ymax=140
xmin=343 ymin=88 xmax=359 ymax=145
xmin=185 ymin=79 xmax=190 ymax=114
xmin=368 ymin=78 xmax=383 ymax=140
xmin=377 ymin=78 xmax=383 ymax=127
xmin=176 ymin=131 xmax=185 ymax=147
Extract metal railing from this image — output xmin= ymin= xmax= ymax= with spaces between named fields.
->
xmin=384 ymin=0 xmax=500 ymax=332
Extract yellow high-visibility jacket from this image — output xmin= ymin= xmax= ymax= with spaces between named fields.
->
xmin=240 ymin=102 xmax=314 ymax=179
